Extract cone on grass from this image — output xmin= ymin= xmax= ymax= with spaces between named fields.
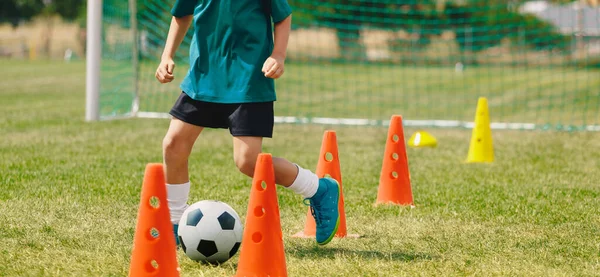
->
xmin=466 ymin=97 xmax=494 ymax=163
xmin=408 ymin=131 xmax=437 ymax=148
xmin=128 ymin=163 xmax=180 ymax=277
xmin=375 ymin=115 xmax=414 ymax=206
xmin=293 ymin=131 xmax=359 ymax=239
xmin=234 ymin=153 xmax=287 ymax=277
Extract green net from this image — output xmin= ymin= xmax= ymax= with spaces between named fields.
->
xmin=99 ymin=0 xmax=600 ymax=131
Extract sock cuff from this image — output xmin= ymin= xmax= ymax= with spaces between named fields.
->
xmin=289 ymin=164 xmax=319 ymax=198
xmin=166 ymin=182 xmax=190 ymax=201
xmin=166 ymin=181 xmax=191 ymax=187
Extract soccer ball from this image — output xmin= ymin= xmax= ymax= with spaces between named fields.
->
xmin=177 ymin=200 xmax=243 ymax=264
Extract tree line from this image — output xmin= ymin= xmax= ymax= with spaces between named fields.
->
xmin=289 ymin=0 xmax=586 ymax=60
xmin=3 ymin=0 xmax=591 ymax=61
xmin=1 ymin=0 xmax=85 ymax=27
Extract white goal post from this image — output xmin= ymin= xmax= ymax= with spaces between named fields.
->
xmin=85 ymin=0 xmax=102 ymax=121
xmin=86 ymin=0 xmax=141 ymax=122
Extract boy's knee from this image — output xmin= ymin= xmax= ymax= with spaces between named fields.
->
xmin=234 ymin=153 xmax=257 ymax=177
xmin=162 ymin=135 xmax=190 ymax=159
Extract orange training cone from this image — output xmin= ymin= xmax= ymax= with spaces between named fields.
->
xmin=375 ymin=115 xmax=414 ymax=206
xmin=128 ymin=163 xmax=180 ymax=277
xmin=293 ymin=131 xmax=360 ymax=239
xmin=234 ymin=153 xmax=287 ymax=277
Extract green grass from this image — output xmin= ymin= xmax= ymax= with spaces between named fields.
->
xmin=123 ymin=60 xmax=600 ymax=128
xmin=1 ymin=60 xmax=600 ymax=276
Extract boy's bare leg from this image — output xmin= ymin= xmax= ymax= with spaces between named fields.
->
xmin=232 ymin=136 xmax=301 ymax=187
xmin=232 ymin=135 xmax=340 ymax=245
xmin=163 ymin=118 xmax=203 ymax=225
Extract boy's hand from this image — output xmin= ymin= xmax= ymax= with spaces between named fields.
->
xmin=262 ymin=55 xmax=285 ymax=79
xmin=156 ymin=58 xmax=175 ymax=83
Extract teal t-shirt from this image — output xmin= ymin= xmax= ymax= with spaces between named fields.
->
xmin=171 ymin=0 xmax=292 ymax=103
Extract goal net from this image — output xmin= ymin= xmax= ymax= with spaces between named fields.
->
xmin=90 ymin=0 xmax=600 ymax=131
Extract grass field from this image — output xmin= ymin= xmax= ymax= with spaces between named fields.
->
xmin=2 ymin=60 xmax=600 ymax=276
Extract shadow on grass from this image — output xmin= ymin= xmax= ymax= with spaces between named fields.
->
xmin=287 ymin=245 xmax=434 ymax=262
xmin=181 ymin=247 xmax=434 ymax=271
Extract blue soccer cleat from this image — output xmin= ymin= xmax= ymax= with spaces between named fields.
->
xmin=173 ymin=224 xmax=180 ymax=247
xmin=304 ymin=177 xmax=340 ymax=245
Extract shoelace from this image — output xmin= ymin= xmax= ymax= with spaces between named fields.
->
xmin=303 ymin=198 xmax=322 ymax=225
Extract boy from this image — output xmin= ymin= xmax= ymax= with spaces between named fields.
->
xmin=154 ymin=0 xmax=340 ymax=246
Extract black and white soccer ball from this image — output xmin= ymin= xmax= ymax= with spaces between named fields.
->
xmin=177 ymin=200 xmax=243 ymax=264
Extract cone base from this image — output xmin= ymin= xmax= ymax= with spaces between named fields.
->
xmin=409 ymin=145 xmax=436 ymax=148
xmin=374 ymin=201 xmax=416 ymax=208
xmin=464 ymin=158 xmax=494 ymax=163
xmin=234 ymin=269 xmax=287 ymax=277
xmin=291 ymin=231 xmax=361 ymax=239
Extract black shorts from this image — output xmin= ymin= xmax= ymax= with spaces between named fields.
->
xmin=169 ymin=92 xmax=274 ymax=138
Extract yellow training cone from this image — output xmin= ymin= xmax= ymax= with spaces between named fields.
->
xmin=466 ymin=97 xmax=494 ymax=163
xmin=408 ymin=131 xmax=437 ymax=148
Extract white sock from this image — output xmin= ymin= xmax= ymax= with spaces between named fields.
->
xmin=166 ymin=182 xmax=190 ymax=224
xmin=287 ymin=165 xmax=319 ymax=199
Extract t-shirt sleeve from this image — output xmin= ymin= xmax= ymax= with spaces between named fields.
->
xmin=270 ymin=0 xmax=292 ymax=23
xmin=171 ymin=0 xmax=199 ymax=17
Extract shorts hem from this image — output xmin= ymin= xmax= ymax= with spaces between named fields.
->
xmin=230 ymin=130 xmax=273 ymax=138
xmin=168 ymin=110 xmax=228 ymax=129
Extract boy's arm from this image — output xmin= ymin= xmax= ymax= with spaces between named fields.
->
xmin=162 ymin=16 xmax=193 ymax=60
xmin=263 ymin=15 xmax=292 ymax=79
xmin=156 ymin=16 xmax=193 ymax=83
xmin=272 ymin=15 xmax=291 ymax=60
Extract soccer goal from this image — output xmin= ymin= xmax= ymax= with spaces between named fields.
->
xmin=86 ymin=0 xmax=600 ymax=131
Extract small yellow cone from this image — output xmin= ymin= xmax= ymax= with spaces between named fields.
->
xmin=466 ymin=97 xmax=494 ymax=163
xmin=408 ymin=131 xmax=437 ymax=148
